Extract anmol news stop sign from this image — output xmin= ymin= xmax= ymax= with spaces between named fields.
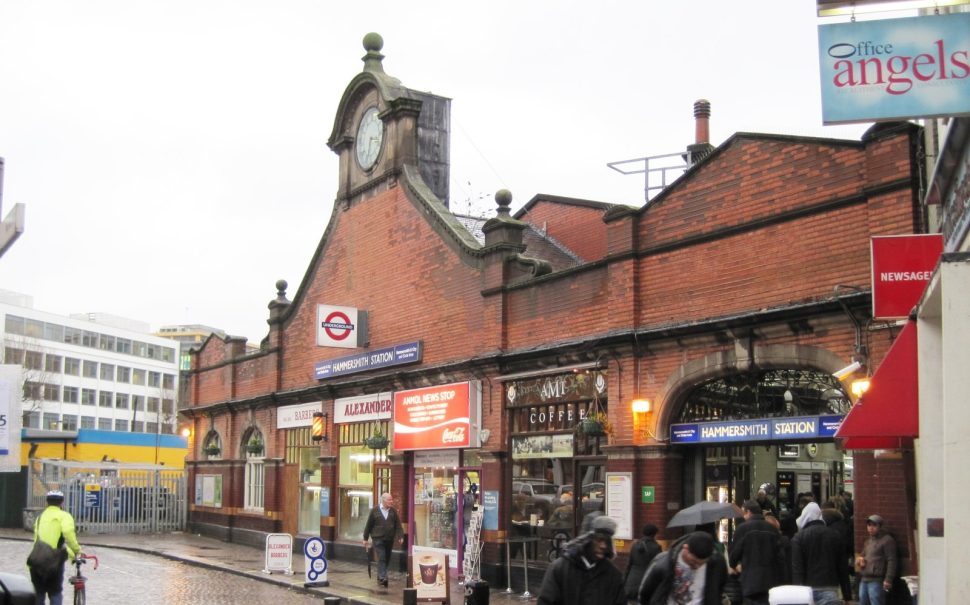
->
xmin=393 ymin=382 xmax=480 ymax=450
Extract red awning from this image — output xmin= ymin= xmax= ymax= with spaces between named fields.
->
xmin=836 ymin=319 xmax=918 ymax=450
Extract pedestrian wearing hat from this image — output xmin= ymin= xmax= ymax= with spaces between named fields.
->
xmin=27 ymin=490 xmax=83 ymax=605
xmin=638 ymin=531 xmax=727 ymax=605
xmin=537 ymin=516 xmax=626 ymax=605
xmin=856 ymin=514 xmax=897 ymax=605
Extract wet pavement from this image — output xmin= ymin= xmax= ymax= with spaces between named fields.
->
xmin=0 ymin=528 xmax=532 ymax=605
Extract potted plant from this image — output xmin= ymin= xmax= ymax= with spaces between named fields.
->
xmin=203 ymin=443 xmax=221 ymax=456
xmin=365 ymin=429 xmax=389 ymax=450
xmin=245 ymin=435 xmax=263 ymax=455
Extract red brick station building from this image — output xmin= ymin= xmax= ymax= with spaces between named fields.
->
xmin=183 ymin=34 xmax=923 ymax=584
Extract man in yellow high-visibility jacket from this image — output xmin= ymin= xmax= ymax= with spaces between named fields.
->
xmin=29 ymin=490 xmax=83 ymax=605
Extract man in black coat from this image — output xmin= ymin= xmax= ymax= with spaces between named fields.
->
xmin=537 ymin=516 xmax=626 ymax=605
xmin=791 ymin=502 xmax=851 ymax=605
xmin=728 ymin=501 xmax=783 ymax=605
xmin=362 ymin=492 xmax=404 ymax=588
xmin=638 ymin=531 xmax=727 ymax=605
xmin=623 ymin=523 xmax=662 ymax=601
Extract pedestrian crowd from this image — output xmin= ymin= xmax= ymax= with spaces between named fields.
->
xmin=536 ymin=489 xmax=905 ymax=605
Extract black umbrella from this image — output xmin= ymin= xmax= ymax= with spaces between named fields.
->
xmin=666 ymin=501 xmax=743 ymax=528
xmin=366 ymin=543 xmax=374 ymax=577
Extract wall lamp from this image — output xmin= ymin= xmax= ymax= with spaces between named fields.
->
xmin=632 ymin=397 xmax=657 ymax=441
xmin=631 ymin=398 xmax=652 ymax=414
xmin=850 ymin=378 xmax=871 ymax=398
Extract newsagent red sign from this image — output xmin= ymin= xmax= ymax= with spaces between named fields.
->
xmin=393 ymin=381 xmax=480 ymax=450
xmin=871 ymin=234 xmax=943 ymax=319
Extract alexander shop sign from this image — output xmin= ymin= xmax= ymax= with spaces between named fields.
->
xmin=393 ymin=381 xmax=481 ymax=450
xmin=334 ymin=392 xmax=392 ymax=424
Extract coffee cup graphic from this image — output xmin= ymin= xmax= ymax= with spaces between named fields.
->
xmin=418 ymin=555 xmax=439 ymax=585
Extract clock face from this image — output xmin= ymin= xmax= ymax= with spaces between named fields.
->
xmin=355 ymin=107 xmax=383 ymax=170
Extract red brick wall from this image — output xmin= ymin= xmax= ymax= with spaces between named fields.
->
xmin=517 ymin=199 xmax=608 ymax=261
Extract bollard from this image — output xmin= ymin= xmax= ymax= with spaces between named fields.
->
xmin=465 ymin=580 xmax=490 ymax=605
xmin=323 ymin=598 xmax=341 ymax=605
xmin=403 ymin=587 xmax=418 ymax=605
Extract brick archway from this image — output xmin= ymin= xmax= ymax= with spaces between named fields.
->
xmin=654 ymin=343 xmax=851 ymax=437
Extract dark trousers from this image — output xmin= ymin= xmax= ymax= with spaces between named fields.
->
xmin=30 ymin=565 xmax=65 ymax=605
xmin=373 ymin=538 xmax=392 ymax=581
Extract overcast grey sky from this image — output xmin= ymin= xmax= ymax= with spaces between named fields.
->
xmin=1 ymin=1 xmax=879 ymax=344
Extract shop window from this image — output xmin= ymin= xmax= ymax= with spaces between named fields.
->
xmin=337 ymin=444 xmax=377 ymax=541
xmin=286 ymin=427 xmax=324 ymax=535
xmin=413 ymin=461 xmax=460 ymax=551
xmin=505 ymin=370 xmax=609 ymax=566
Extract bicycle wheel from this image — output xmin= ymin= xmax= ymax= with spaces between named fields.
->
xmin=74 ymin=587 xmax=86 ymax=605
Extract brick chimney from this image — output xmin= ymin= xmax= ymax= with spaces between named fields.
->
xmin=687 ymin=99 xmax=715 ymax=165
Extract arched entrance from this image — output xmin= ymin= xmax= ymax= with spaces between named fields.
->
xmin=656 ymin=345 xmax=856 ymax=538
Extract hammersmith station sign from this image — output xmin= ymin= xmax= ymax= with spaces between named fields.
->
xmin=314 ymin=341 xmax=422 ymax=379
xmin=670 ymin=415 xmax=843 ymax=444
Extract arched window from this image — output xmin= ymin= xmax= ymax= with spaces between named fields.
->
xmin=243 ymin=426 xmax=265 ymax=512
xmin=202 ymin=430 xmax=221 ymax=458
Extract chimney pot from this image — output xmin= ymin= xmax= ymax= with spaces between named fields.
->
xmin=693 ymin=99 xmax=711 ymax=145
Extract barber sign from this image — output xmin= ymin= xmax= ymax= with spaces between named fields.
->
xmin=316 ymin=305 xmax=367 ymax=349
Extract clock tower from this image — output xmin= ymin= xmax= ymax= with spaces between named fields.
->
xmin=328 ymin=33 xmax=451 ymax=207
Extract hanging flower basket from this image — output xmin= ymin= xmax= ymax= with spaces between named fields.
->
xmin=245 ymin=441 xmax=264 ymax=455
xmin=576 ymin=392 xmax=613 ymax=439
xmin=579 ymin=416 xmax=608 ymax=436
xmin=365 ymin=433 xmax=389 ymax=450
xmin=204 ymin=444 xmax=221 ymax=456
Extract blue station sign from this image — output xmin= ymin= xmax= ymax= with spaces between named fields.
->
xmin=314 ymin=341 xmax=422 ymax=379
xmin=670 ymin=415 xmax=843 ymax=444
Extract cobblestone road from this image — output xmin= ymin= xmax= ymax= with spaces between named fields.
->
xmin=1 ymin=539 xmax=323 ymax=604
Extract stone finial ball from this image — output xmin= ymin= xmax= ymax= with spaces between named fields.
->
xmin=363 ymin=33 xmax=384 ymax=52
xmin=275 ymin=279 xmax=288 ymax=292
xmin=495 ymin=189 xmax=513 ymax=207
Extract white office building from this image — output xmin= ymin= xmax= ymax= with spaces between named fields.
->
xmin=1 ymin=297 xmax=180 ymax=435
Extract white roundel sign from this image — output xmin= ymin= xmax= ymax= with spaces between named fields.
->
xmin=317 ymin=304 xmax=360 ymax=349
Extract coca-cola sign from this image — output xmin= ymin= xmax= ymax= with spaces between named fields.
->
xmin=393 ymin=381 xmax=481 ymax=450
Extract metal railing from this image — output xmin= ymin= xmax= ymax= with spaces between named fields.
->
xmin=24 ymin=458 xmax=187 ymax=534
xmin=607 ymin=150 xmax=695 ymax=203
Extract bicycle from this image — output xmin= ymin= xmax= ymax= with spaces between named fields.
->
xmin=68 ymin=553 xmax=98 ymax=605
